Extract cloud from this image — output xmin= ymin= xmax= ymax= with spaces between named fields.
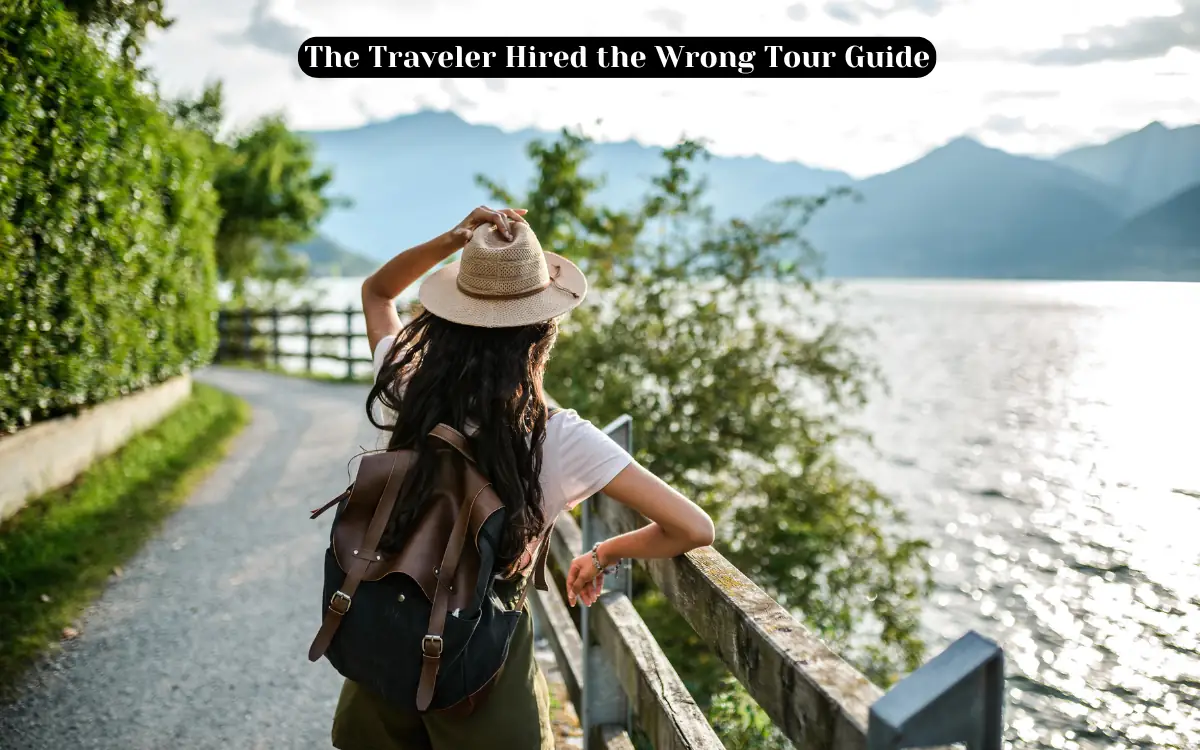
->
xmin=1031 ymin=1 xmax=1200 ymax=65
xmin=969 ymin=114 xmax=1071 ymax=139
xmin=824 ymin=0 xmax=952 ymax=24
xmin=141 ymin=0 xmax=1200 ymax=180
xmin=824 ymin=1 xmax=860 ymax=24
xmin=645 ymin=7 xmax=686 ymax=32
xmin=982 ymin=90 xmax=1059 ymax=103
xmin=221 ymin=0 xmax=310 ymax=56
xmin=440 ymin=79 xmax=475 ymax=110
xmin=974 ymin=113 xmax=1028 ymax=136
xmin=901 ymin=0 xmax=948 ymax=15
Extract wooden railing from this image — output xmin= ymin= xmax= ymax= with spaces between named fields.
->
xmin=215 ymin=307 xmax=373 ymax=379
xmin=216 ymin=307 xmax=1008 ymax=749
xmin=533 ymin=415 xmax=1007 ymax=750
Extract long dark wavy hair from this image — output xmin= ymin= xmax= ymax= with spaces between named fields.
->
xmin=366 ymin=309 xmax=558 ymax=570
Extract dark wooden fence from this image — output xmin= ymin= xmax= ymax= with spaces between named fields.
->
xmin=216 ymin=307 xmax=374 ymax=379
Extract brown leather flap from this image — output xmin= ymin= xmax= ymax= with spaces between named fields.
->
xmin=331 ymin=447 xmax=503 ymax=611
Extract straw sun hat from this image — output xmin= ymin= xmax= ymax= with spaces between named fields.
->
xmin=419 ymin=222 xmax=588 ymax=328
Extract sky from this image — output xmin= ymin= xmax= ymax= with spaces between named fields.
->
xmin=142 ymin=0 xmax=1200 ymax=178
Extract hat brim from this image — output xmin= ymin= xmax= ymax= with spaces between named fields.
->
xmin=418 ymin=251 xmax=588 ymax=328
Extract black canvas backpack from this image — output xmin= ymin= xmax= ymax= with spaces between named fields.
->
xmin=307 ymin=423 xmax=553 ymax=716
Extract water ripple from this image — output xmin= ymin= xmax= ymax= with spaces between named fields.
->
xmin=843 ymin=280 xmax=1200 ymax=749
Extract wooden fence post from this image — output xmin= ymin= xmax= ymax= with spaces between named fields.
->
xmin=241 ymin=307 xmax=252 ymax=360
xmin=580 ymin=415 xmax=635 ymax=749
xmin=345 ymin=307 xmax=355 ymax=380
xmin=271 ymin=309 xmax=281 ymax=369
xmin=304 ymin=308 xmax=314 ymax=374
xmin=215 ymin=311 xmax=227 ymax=362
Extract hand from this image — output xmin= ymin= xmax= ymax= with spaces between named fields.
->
xmin=449 ymin=205 xmax=527 ymax=243
xmin=565 ymin=552 xmax=606 ymax=607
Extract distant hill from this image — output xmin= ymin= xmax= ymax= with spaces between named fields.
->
xmin=1083 ymin=184 xmax=1200 ymax=280
xmin=806 ymin=137 xmax=1125 ymax=278
xmin=1054 ymin=122 xmax=1200 ymax=216
xmin=302 ymin=110 xmax=1198 ymax=281
xmin=291 ymin=234 xmax=376 ymax=277
xmin=302 ymin=110 xmax=852 ymax=259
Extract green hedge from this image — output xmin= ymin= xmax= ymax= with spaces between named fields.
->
xmin=0 ymin=0 xmax=221 ymax=434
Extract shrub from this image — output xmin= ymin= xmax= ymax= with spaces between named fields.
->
xmin=483 ymin=132 xmax=931 ymax=721
xmin=0 ymin=0 xmax=221 ymax=434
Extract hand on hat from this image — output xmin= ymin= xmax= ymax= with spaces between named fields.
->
xmin=450 ymin=205 xmax=528 ymax=244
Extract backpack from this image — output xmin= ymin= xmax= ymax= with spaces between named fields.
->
xmin=306 ymin=423 xmax=554 ymax=717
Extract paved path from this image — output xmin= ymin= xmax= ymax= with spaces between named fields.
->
xmin=0 ymin=368 xmax=574 ymax=749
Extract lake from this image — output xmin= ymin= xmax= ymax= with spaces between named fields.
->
xmin=240 ymin=278 xmax=1200 ymax=749
xmin=842 ymin=280 xmax=1200 ymax=750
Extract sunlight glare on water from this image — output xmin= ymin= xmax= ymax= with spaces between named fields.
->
xmin=842 ymin=280 xmax=1200 ymax=750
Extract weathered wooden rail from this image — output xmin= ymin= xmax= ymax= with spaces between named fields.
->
xmin=217 ymin=307 xmax=1008 ymax=749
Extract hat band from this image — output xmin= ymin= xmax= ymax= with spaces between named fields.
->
xmin=456 ymin=276 xmax=550 ymax=301
xmin=455 ymin=264 xmax=581 ymax=301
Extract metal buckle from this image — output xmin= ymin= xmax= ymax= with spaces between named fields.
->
xmin=329 ymin=590 xmax=352 ymax=615
xmin=422 ymin=635 xmax=444 ymax=657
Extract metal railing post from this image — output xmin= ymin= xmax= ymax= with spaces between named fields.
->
xmin=580 ymin=414 xmax=634 ymax=749
xmin=868 ymin=630 xmax=1005 ymax=750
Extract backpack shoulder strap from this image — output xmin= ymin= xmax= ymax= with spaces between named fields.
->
xmin=308 ymin=451 xmax=410 ymax=662
xmin=428 ymin=424 xmax=474 ymax=462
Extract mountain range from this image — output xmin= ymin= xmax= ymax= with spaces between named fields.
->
xmin=297 ymin=113 xmax=1200 ymax=281
xmin=291 ymin=234 xmax=377 ymax=277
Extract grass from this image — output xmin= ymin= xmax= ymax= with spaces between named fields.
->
xmin=0 ymin=383 xmax=249 ymax=695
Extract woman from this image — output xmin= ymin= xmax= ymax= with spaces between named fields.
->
xmin=331 ymin=205 xmax=715 ymax=750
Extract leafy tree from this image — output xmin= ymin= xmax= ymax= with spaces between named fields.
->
xmin=59 ymin=0 xmax=171 ymax=63
xmin=167 ymin=80 xmax=224 ymax=140
xmin=480 ymin=132 xmax=931 ymax=745
xmin=168 ymin=84 xmax=345 ymax=299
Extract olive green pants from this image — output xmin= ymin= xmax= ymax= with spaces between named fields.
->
xmin=330 ymin=606 xmax=554 ymax=750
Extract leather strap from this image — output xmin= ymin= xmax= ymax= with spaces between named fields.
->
xmin=307 ymin=455 xmax=405 ymax=662
xmin=533 ymin=520 xmax=554 ymax=592
xmin=428 ymin=424 xmax=475 ymax=463
xmin=516 ymin=518 xmax=556 ymax=611
xmin=310 ymin=486 xmax=351 ymax=520
xmin=416 ymin=477 xmax=490 ymax=711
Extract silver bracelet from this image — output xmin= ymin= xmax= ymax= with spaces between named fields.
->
xmin=590 ymin=541 xmax=622 ymax=575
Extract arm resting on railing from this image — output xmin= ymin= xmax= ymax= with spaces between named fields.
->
xmin=565 ymin=462 xmax=715 ymax=607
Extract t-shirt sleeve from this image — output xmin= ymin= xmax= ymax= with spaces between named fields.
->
xmin=372 ymin=335 xmax=397 ymax=381
xmin=549 ymin=409 xmax=634 ymax=513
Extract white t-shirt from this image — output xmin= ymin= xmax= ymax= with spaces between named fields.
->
xmin=371 ymin=335 xmax=633 ymax=569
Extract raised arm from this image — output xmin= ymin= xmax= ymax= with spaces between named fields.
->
xmin=361 ymin=206 xmax=527 ymax=353
xmin=565 ymin=463 xmax=715 ymax=607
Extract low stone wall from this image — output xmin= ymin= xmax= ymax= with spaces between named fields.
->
xmin=0 ymin=375 xmax=193 ymax=522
